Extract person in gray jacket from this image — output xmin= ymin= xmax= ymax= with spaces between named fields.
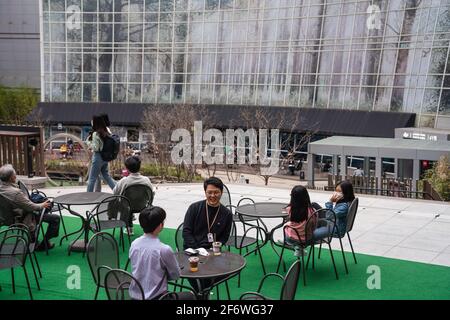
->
xmin=0 ymin=164 xmax=59 ymax=250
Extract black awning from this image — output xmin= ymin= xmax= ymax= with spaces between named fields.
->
xmin=28 ymin=102 xmax=415 ymax=138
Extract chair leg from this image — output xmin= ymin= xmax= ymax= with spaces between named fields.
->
xmin=225 ymin=281 xmax=231 ymax=300
xmin=120 ymin=228 xmax=125 ymax=252
xmin=257 ymin=245 xmax=266 ymax=275
xmin=29 ymin=254 xmax=41 ymax=290
xmin=328 ymin=242 xmax=339 ymax=280
xmin=312 ymin=244 xmax=315 ymax=270
xmin=94 ymin=285 xmax=100 ymax=300
xmin=59 ymin=211 xmax=68 ymax=239
xmin=11 ymin=268 xmax=15 ymax=294
xmin=305 ymin=246 xmax=312 ymax=270
xmin=348 ymin=233 xmax=357 ymax=264
xmin=33 ymin=252 xmax=42 ymax=278
xmin=338 ymin=236 xmax=349 ymax=274
xmin=127 ymin=229 xmax=132 ymax=246
xmin=276 ymin=245 xmax=285 ymax=273
xmin=301 ymin=253 xmax=307 ymax=286
xmin=318 ymin=242 xmax=323 ymax=259
xmin=23 ymin=266 xmax=33 ymax=300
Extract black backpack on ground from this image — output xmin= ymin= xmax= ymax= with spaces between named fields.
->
xmin=100 ymin=134 xmax=120 ymax=162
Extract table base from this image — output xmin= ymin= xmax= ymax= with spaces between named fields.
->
xmin=69 ymin=239 xmax=87 ymax=253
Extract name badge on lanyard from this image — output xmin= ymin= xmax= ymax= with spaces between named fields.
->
xmin=207 ymin=233 xmax=214 ymax=243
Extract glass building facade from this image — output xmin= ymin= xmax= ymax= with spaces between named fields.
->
xmin=41 ymin=0 xmax=450 ymax=129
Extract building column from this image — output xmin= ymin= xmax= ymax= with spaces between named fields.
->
xmin=332 ymin=154 xmax=339 ymax=177
xmin=394 ymin=158 xmax=399 ymax=179
xmin=364 ymin=157 xmax=371 ymax=179
xmin=340 ymin=153 xmax=347 ymax=180
xmin=375 ymin=156 xmax=382 ymax=192
xmin=412 ymin=159 xmax=420 ymax=192
xmin=306 ymin=153 xmax=315 ymax=188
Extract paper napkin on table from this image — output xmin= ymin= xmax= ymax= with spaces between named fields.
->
xmin=196 ymin=248 xmax=210 ymax=256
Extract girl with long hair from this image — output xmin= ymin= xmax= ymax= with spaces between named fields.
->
xmin=284 ymin=185 xmax=317 ymax=257
xmin=86 ymin=115 xmax=117 ymax=192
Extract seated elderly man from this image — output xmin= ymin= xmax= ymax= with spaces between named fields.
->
xmin=113 ymin=156 xmax=155 ymax=235
xmin=0 ymin=164 xmax=60 ymax=251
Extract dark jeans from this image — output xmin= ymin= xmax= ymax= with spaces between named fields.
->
xmin=41 ymin=212 xmax=60 ymax=243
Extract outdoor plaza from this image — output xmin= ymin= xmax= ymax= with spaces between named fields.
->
xmin=1 ymin=181 xmax=449 ymax=300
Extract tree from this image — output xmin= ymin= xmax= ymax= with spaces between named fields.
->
xmin=0 ymin=86 xmax=39 ymax=124
xmin=424 ymin=156 xmax=450 ymax=201
xmin=141 ymin=104 xmax=211 ymax=182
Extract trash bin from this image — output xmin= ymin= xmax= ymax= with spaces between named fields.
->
xmin=299 ymin=171 xmax=305 ymax=180
xmin=245 ymin=179 xmax=249 ymax=184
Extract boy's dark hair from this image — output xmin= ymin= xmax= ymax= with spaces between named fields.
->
xmin=125 ymin=156 xmax=141 ymax=173
xmin=139 ymin=206 xmax=166 ymax=233
xmin=203 ymin=177 xmax=224 ymax=192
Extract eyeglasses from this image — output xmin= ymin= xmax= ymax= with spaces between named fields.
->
xmin=206 ymin=191 xmax=221 ymax=196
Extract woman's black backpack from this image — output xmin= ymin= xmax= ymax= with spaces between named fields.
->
xmin=100 ymin=134 xmax=120 ymax=162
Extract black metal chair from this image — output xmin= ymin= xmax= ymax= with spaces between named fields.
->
xmin=222 ymin=185 xmax=260 ymax=226
xmin=7 ymin=208 xmax=48 ymax=288
xmin=17 ymin=180 xmax=68 ymax=239
xmin=122 ymin=184 xmax=154 ymax=231
xmin=322 ymin=198 xmax=359 ymax=274
xmin=240 ymin=260 xmax=301 ymax=300
xmin=307 ymin=208 xmax=340 ymax=280
xmin=227 ymin=222 xmax=267 ymax=288
xmin=104 ymin=268 xmax=145 ymax=300
xmin=86 ymin=232 xmax=123 ymax=300
xmin=275 ymin=212 xmax=317 ymax=286
xmin=0 ymin=195 xmax=47 ymax=285
xmin=88 ymin=195 xmax=132 ymax=252
xmin=0 ymin=233 xmax=34 ymax=299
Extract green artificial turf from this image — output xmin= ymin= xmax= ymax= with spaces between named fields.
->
xmin=1 ymin=216 xmax=449 ymax=300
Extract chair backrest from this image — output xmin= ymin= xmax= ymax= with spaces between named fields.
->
xmin=122 ymin=184 xmax=154 ymax=213
xmin=280 ymin=260 xmax=301 ymax=300
xmin=90 ymin=195 xmax=131 ymax=230
xmin=104 ymin=268 xmax=145 ymax=300
xmin=0 ymin=232 xmax=29 ymax=267
xmin=0 ymin=194 xmax=17 ymax=227
xmin=17 ymin=180 xmax=30 ymax=199
xmin=86 ymin=232 xmax=120 ymax=287
xmin=175 ymin=223 xmax=184 ymax=252
xmin=220 ymin=184 xmax=232 ymax=209
xmin=346 ymin=198 xmax=359 ymax=233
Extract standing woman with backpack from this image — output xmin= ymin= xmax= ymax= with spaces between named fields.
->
xmin=86 ymin=115 xmax=117 ymax=192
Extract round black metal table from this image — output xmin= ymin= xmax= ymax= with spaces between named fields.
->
xmin=235 ymin=202 xmax=289 ymax=270
xmin=53 ymin=192 xmax=113 ymax=255
xmin=175 ymin=251 xmax=246 ymax=299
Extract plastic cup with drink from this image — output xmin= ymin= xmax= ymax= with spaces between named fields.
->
xmin=212 ymin=241 xmax=222 ymax=256
xmin=188 ymin=256 xmax=199 ymax=272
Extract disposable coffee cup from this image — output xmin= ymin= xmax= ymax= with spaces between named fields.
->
xmin=212 ymin=241 xmax=222 ymax=256
xmin=188 ymin=256 xmax=199 ymax=272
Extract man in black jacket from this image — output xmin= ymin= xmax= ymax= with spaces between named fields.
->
xmin=183 ymin=177 xmax=232 ymax=250
xmin=182 ymin=177 xmax=233 ymax=296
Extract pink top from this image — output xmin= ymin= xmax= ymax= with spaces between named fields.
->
xmin=284 ymin=206 xmax=317 ymax=242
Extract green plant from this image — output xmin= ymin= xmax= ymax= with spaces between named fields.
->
xmin=423 ymin=156 xmax=450 ymax=201
xmin=0 ymin=86 xmax=39 ymax=124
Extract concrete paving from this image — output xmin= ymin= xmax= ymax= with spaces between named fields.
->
xmin=43 ymin=181 xmax=450 ymax=268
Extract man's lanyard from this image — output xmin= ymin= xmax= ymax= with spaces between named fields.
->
xmin=205 ymin=200 xmax=220 ymax=233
